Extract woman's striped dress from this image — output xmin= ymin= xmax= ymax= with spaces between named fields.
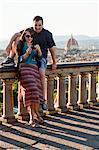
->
xmin=19 ymin=63 xmax=43 ymax=107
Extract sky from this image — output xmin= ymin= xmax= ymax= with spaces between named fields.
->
xmin=0 ymin=0 xmax=99 ymax=40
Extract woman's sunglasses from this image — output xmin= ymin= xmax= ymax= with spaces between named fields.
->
xmin=25 ymin=35 xmax=32 ymax=38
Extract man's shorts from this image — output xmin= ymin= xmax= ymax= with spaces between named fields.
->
xmin=40 ymin=58 xmax=47 ymax=70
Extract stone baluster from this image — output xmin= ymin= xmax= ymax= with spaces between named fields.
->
xmin=1 ymin=79 xmax=16 ymax=123
xmin=57 ymin=75 xmax=67 ymax=112
xmin=46 ymin=75 xmax=56 ymax=114
xmin=17 ymin=81 xmax=29 ymax=121
xmin=78 ymin=73 xmax=89 ymax=108
xmin=87 ymin=71 xmax=97 ymax=105
xmin=67 ymin=73 xmax=79 ymax=110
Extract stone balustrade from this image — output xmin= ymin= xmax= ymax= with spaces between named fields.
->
xmin=0 ymin=66 xmax=17 ymax=123
xmin=0 ymin=61 xmax=99 ymax=123
xmin=46 ymin=61 xmax=99 ymax=113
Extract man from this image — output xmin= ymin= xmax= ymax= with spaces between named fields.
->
xmin=2 ymin=16 xmax=57 ymax=103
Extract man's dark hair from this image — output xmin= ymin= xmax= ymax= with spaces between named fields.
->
xmin=33 ymin=16 xmax=43 ymax=24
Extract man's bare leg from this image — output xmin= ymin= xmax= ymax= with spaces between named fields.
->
xmin=39 ymin=69 xmax=48 ymax=110
xmin=1 ymin=33 xmax=21 ymax=66
xmin=39 ymin=69 xmax=46 ymax=100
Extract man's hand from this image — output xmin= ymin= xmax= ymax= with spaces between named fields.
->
xmin=49 ymin=46 xmax=57 ymax=70
xmin=51 ymin=63 xmax=57 ymax=70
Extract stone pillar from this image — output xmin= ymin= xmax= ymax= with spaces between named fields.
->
xmin=1 ymin=79 xmax=16 ymax=123
xmin=67 ymin=73 xmax=79 ymax=110
xmin=57 ymin=75 xmax=67 ymax=112
xmin=87 ymin=72 xmax=97 ymax=105
xmin=17 ymin=82 xmax=29 ymax=121
xmin=78 ymin=73 xmax=89 ymax=108
xmin=46 ymin=75 xmax=56 ymax=114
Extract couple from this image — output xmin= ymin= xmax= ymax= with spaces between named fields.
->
xmin=2 ymin=16 xmax=57 ymax=127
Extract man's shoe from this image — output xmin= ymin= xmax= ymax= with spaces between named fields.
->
xmin=1 ymin=57 xmax=15 ymax=67
xmin=41 ymin=102 xmax=48 ymax=110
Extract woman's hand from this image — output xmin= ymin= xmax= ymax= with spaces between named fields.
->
xmin=26 ymin=46 xmax=32 ymax=55
xmin=34 ymin=44 xmax=42 ymax=56
xmin=34 ymin=44 xmax=41 ymax=52
xmin=22 ymin=46 xmax=32 ymax=61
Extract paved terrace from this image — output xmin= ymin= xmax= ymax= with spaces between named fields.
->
xmin=0 ymin=62 xmax=99 ymax=149
xmin=0 ymin=105 xmax=99 ymax=150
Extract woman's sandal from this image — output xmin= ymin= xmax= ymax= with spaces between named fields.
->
xmin=37 ymin=117 xmax=44 ymax=125
xmin=29 ymin=120 xmax=39 ymax=127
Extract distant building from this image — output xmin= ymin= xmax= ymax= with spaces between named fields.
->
xmin=64 ymin=35 xmax=79 ymax=52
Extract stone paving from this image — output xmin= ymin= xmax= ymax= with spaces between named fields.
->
xmin=0 ymin=105 xmax=99 ymax=150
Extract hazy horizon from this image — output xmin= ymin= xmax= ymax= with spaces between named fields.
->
xmin=0 ymin=34 xmax=99 ymax=50
xmin=0 ymin=34 xmax=99 ymax=41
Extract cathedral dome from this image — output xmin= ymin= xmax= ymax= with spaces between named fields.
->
xmin=65 ymin=35 xmax=79 ymax=51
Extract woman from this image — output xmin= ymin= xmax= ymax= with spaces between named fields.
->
xmin=18 ymin=28 xmax=44 ymax=127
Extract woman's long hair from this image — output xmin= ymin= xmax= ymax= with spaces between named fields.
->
xmin=17 ymin=28 xmax=33 ymax=56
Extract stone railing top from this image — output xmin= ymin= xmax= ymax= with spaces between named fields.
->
xmin=0 ymin=61 xmax=99 ymax=79
xmin=47 ymin=61 xmax=99 ymax=69
xmin=0 ymin=61 xmax=99 ymax=72
xmin=0 ymin=66 xmax=18 ymax=79
xmin=0 ymin=66 xmax=17 ymax=73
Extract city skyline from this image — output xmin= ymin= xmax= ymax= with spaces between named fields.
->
xmin=0 ymin=0 xmax=99 ymax=40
